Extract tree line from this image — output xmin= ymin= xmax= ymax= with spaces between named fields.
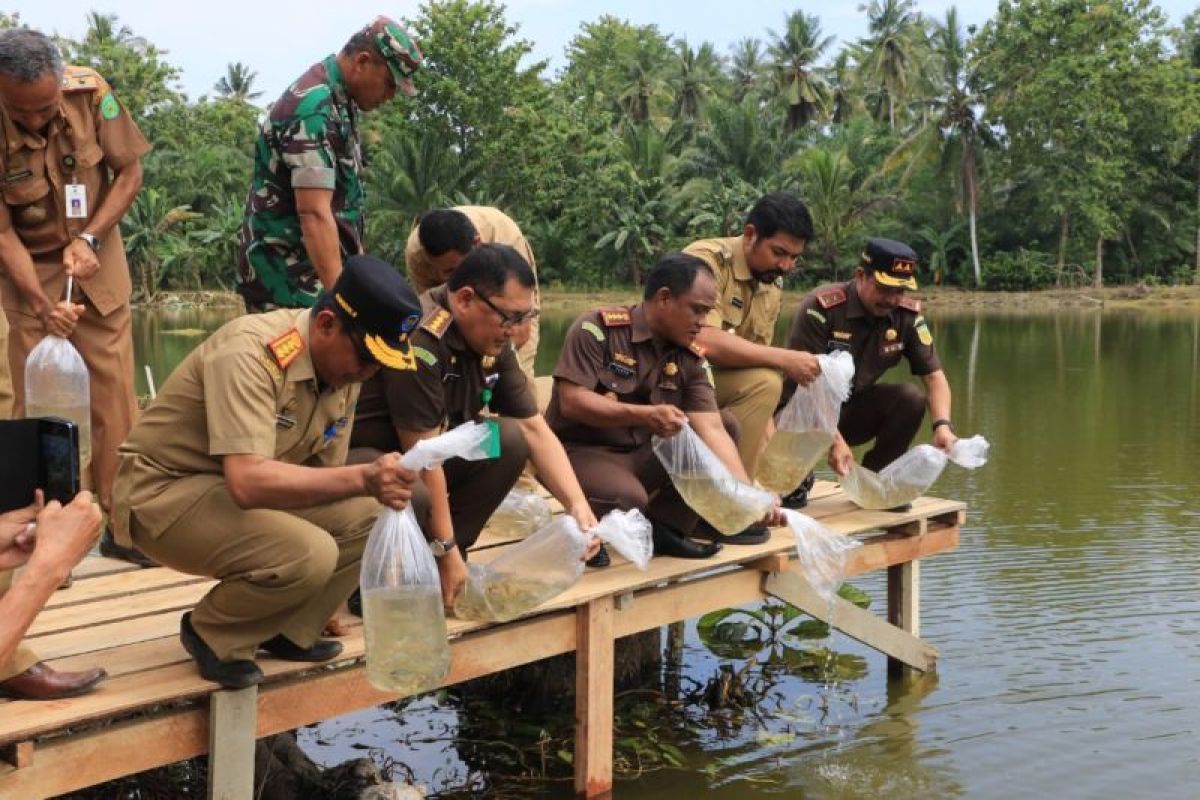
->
xmin=5 ymin=0 xmax=1200 ymax=298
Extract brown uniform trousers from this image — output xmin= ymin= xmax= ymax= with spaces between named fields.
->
xmin=838 ymin=382 xmax=926 ymax=471
xmin=348 ymin=416 xmax=529 ymax=553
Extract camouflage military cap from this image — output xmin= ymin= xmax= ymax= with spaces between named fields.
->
xmin=366 ymin=16 xmax=423 ymax=97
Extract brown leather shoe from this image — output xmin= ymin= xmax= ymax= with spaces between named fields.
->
xmin=0 ymin=661 xmax=107 ymax=700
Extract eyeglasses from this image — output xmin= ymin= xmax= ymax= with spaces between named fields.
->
xmin=475 ymin=291 xmax=538 ymax=331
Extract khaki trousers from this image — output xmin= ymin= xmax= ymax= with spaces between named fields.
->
xmin=130 ymin=484 xmax=379 ymax=661
xmin=0 ymin=570 xmax=40 ymax=681
xmin=5 ymin=297 xmax=137 ymax=513
xmin=515 ymin=315 xmax=540 ymax=383
xmin=712 ymin=366 xmax=783 ymax=477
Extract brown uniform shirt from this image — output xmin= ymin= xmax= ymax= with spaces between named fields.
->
xmin=112 ymin=309 xmax=359 ymax=539
xmin=351 ymin=285 xmax=537 ymax=449
xmin=683 ymin=236 xmax=783 ymax=346
xmin=785 ymin=281 xmax=942 ymax=396
xmin=0 ymin=66 xmax=151 ymax=316
xmin=546 ymin=304 xmax=717 ymax=451
xmin=405 ymin=206 xmax=538 ymax=295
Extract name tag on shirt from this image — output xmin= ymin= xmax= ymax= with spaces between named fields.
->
xmin=65 ymin=184 xmax=88 ymax=218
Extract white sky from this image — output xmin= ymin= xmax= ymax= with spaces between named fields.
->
xmin=10 ymin=1 xmax=1197 ymax=102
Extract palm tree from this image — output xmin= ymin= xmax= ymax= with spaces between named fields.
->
xmin=729 ymin=38 xmax=768 ymax=102
xmin=617 ymin=46 xmax=671 ymax=125
xmin=855 ymin=0 xmax=926 ymax=130
xmin=214 ymin=62 xmax=262 ymax=103
xmin=824 ymin=51 xmax=861 ymax=124
xmin=668 ymin=39 xmax=722 ymax=121
xmin=914 ymin=221 xmax=966 ymax=285
xmin=594 ymin=124 xmax=676 ymax=283
xmin=767 ymin=11 xmax=834 ymax=132
xmin=677 ymin=98 xmax=792 ymax=187
xmin=883 ymin=7 xmax=990 ymax=285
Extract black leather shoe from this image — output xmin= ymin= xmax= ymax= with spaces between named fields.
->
xmin=180 ymin=612 xmax=263 ymax=689
xmin=347 ymin=587 xmax=363 ymax=618
xmin=99 ymin=531 xmax=157 ymax=568
xmin=886 ymin=503 xmax=913 ymax=513
xmin=586 ymin=543 xmax=611 ymax=568
xmin=781 ymin=472 xmax=816 ymax=510
xmin=260 ymin=635 xmax=343 ymax=662
xmin=652 ymin=523 xmax=721 ymax=559
xmin=693 ymin=520 xmax=771 ymax=545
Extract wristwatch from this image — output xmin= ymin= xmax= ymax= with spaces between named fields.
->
xmin=932 ymin=418 xmax=954 ymax=432
xmin=430 ymin=537 xmax=458 ymax=557
xmin=74 ymin=232 xmax=100 ymax=252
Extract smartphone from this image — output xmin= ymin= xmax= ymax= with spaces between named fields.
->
xmin=0 ymin=417 xmax=81 ymax=511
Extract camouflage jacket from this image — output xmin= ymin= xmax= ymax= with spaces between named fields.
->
xmin=236 ymin=56 xmax=364 ymax=309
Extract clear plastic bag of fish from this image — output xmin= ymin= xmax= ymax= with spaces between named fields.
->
xmin=453 ymin=515 xmax=589 ymax=622
xmin=948 ymin=435 xmax=990 ymax=468
xmin=361 ymin=421 xmax=493 ymax=693
xmin=840 ymin=444 xmax=947 ymax=510
xmin=25 ymin=334 xmax=92 ymax=471
xmin=784 ymin=509 xmax=861 ymax=604
xmin=592 ymin=508 xmax=653 ymax=570
xmin=485 ymin=488 xmax=553 ymax=540
xmin=652 ymin=423 xmax=774 ymax=535
xmin=757 ymin=351 xmax=854 ymax=493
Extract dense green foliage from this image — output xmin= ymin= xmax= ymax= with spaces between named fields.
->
xmin=14 ymin=1 xmax=1200 ymax=297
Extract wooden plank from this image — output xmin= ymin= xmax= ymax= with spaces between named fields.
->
xmin=25 ymin=608 xmax=189 ymax=662
xmin=764 ymin=570 xmax=937 ymax=672
xmin=574 ymin=596 xmax=614 ymax=798
xmin=44 ymin=568 xmax=210 ymax=610
xmin=27 ymin=583 xmax=211 ymax=637
xmin=70 ymin=555 xmax=142 ymax=579
xmin=612 ymin=570 xmax=766 ymax=639
xmin=0 ymin=740 xmax=33 ymax=769
xmin=845 ymin=523 xmax=959 ymax=577
xmin=887 ymin=560 xmax=921 ymax=679
xmin=208 ymin=688 xmax=257 ymax=800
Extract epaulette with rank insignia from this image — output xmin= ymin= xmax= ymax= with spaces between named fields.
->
xmin=898 ymin=296 xmax=921 ymax=313
xmin=61 ymin=66 xmax=105 ymax=93
xmin=598 ymin=307 xmax=631 ymax=327
xmin=420 ymin=307 xmax=452 ymax=339
xmin=816 ymin=287 xmax=848 ymax=310
xmin=267 ymin=328 xmax=305 ymax=370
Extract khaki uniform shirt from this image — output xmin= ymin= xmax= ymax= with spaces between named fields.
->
xmin=351 ymin=285 xmax=537 ymax=449
xmin=404 ymin=206 xmax=538 ymax=295
xmin=785 ymin=281 xmax=942 ymax=396
xmin=546 ymin=304 xmax=717 ymax=451
xmin=0 ymin=66 xmax=150 ymax=316
xmin=683 ymin=236 xmax=783 ymax=346
xmin=112 ymin=309 xmax=359 ymax=539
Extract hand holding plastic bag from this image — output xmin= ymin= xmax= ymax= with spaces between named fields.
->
xmin=485 ymin=488 xmax=553 ymax=540
xmin=841 ymin=434 xmax=991 ymax=510
xmin=948 ymin=434 xmax=990 ymax=468
xmin=25 ymin=335 xmax=92 ymax=470
xmin=653 ymin=423 xmax=774 ymax=535
xmin=454 ymin=515 xmax=589 ymax=622
xmin=757 ymin=351 xmax=854 ymax=493
xmin=360 ymin=421 xmax=495 ymax=694
xmin=784 ymin=509 xmax=861 ymax=604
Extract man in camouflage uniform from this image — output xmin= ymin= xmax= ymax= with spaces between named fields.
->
xmin=236 ymin=17 xmax=423 ymax=311
xmin=684 ymin=193 xmax=820 ymax=513
xmin=784 ymin=238 xmax=958 ymax=490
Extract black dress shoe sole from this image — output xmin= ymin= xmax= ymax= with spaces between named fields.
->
xmin=586 ymin=544 xmax=611 ymax=569
xmin=180 ymin=614 xmax=264 ymax=689
xmin=99 ymin=537 xmax=157 ymax=568
xmin=259 ymin=637 xmax=344 ymax=662
xmin=693 ymin=522 xmax=772 ymax=546
xmin=652 ymin=527 xmax=722 ymax=559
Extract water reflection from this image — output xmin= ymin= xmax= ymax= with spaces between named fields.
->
xmin=135 ymin=305 xmax=1200 ymax=798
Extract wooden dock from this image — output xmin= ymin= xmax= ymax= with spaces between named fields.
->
xmin=0 ymin=481 xmax=964 ymax=799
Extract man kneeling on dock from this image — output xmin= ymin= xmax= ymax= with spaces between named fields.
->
xmin=348 ymin=243 xmax=598 ymax=605
xmin=111 ymin=257 xmax=422 ymax=689
xmin=545 ymin=253 xmax=783 ymax=560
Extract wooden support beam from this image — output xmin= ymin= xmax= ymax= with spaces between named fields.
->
xmin=764 ymin=570 xmax=937 ymax=673
xmin=575 ymin=596 xmax=614 ymax=799
xmin=887 ymin=560 xmax=921 ymax=679
xmin=0 ymin=741 xmax=32 ymax=769
xmin=207 ymin=687 xmax=257 ymax=800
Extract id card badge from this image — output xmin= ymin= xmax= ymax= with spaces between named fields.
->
xmin=65 ymin=184 xmax=88 ymax=219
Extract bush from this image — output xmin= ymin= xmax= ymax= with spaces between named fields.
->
xmin=980 ymin=248 xmax=1055 ymax=291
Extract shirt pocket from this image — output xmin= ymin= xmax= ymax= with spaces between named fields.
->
xmin=596 ymin=371 xmax=638 ymax=398
xmin=3 ymin=175 xmax=52 ymax=231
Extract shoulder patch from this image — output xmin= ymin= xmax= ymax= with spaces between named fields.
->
xmin=899 ymin=296 xmax=921 ymax=313
xmin=816 ymin=287 xmax=848 ymax=310
xmin=99 ymin=93 xmax=120 ymax=120
xmin=412 ymin=345 xmax=438 ymax=367
xmin=61 ymin=66 xmax=104 ymax=93
xmin=915 ymin=316 xmax=933 ymax=346
xmin=581 ymin=320 xmax=606 ymax=342
xmin=266 ymin=329 xmax=305 ymax=370
xmin=599 ymin=307 xmax=631 ymax=327
xmin=806 ymin=307 xmax=827 ymax=324
xmin=420 ymin=308 xmax=452 ymax=339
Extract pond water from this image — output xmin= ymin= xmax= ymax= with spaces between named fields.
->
xmin=134 ymin=303 xmax=1200 ymax=798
